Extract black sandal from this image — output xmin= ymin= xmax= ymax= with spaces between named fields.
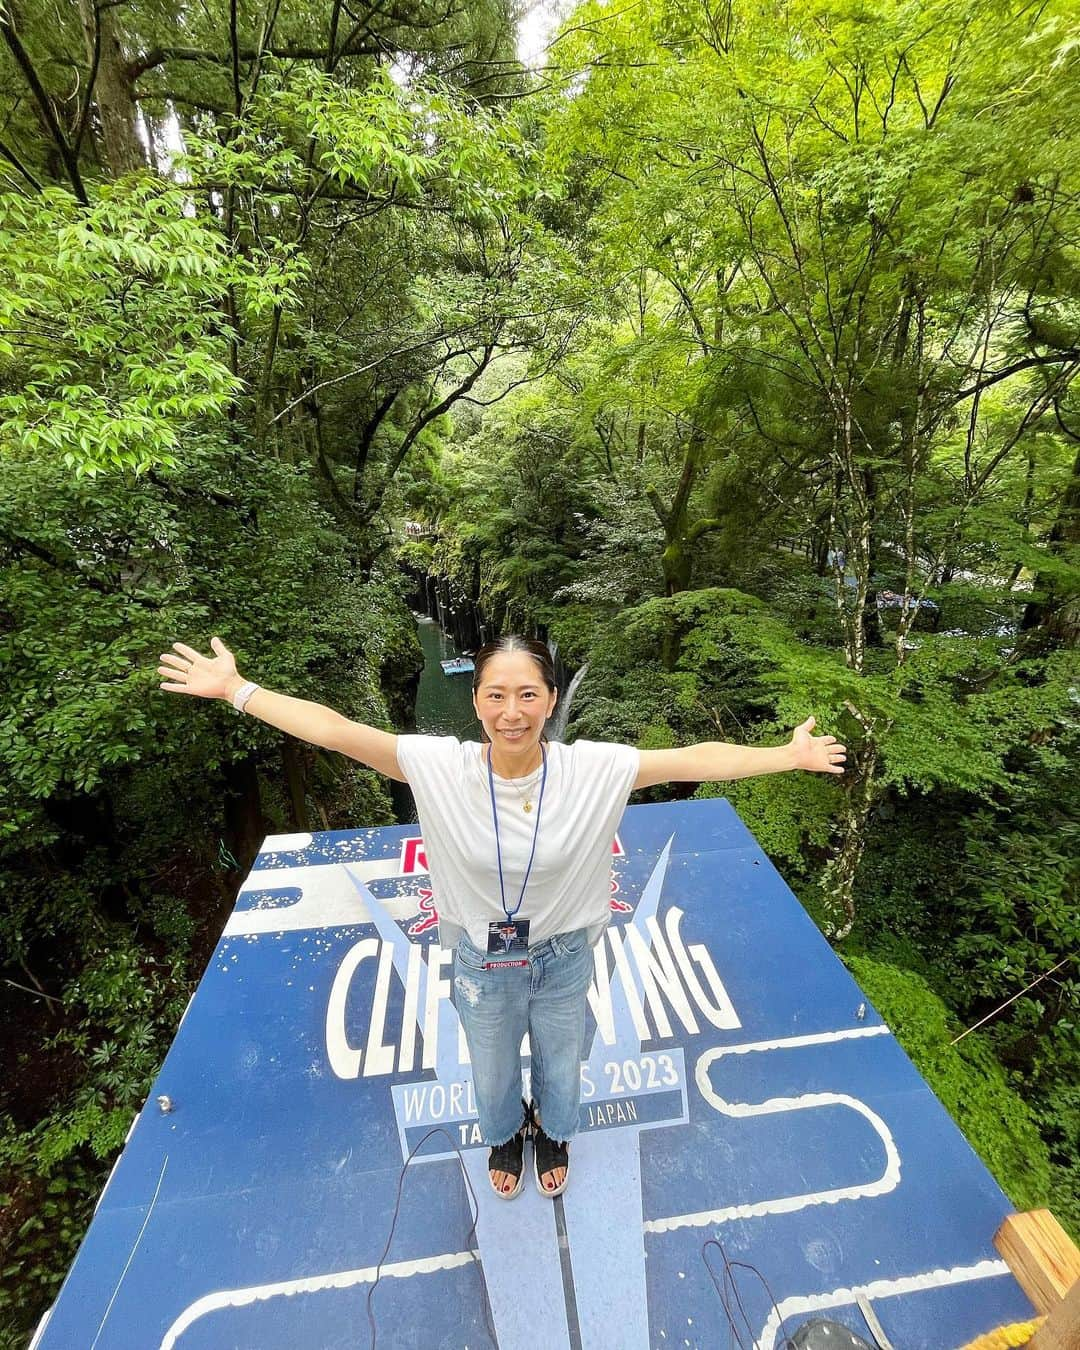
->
xmin=532 ymin=1123 xmax=570 ymax=1197
xmin=488 ymin=1103 xmax=531 ymax=1199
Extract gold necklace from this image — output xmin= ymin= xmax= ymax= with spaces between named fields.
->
xmin=507 ymin=765 xmax=542 ymax=813
xmin=488 ymin=747 xmax=543 ymax=812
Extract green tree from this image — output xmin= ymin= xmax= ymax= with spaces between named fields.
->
xmin=541 ymin=0 xmax=1080 ymax=934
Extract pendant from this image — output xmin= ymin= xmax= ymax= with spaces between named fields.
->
xmin=523 ymin=801 xmax=533 ymax=813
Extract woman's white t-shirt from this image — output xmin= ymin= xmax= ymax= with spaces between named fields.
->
xmin=395 ymin=736 xmax=640 ymax=951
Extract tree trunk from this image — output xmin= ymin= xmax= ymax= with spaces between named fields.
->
xmin=648 ymin=425 xmax=720 ymax=595
xmin=76 ymin=0 xmax=144 ymax=176
xmin=254 ymin=306 xmax=283 ymax=454
xmin=221 ymin=753 xmax=267 ymax=875
xmin=859 ymin=465 xmax=885 ymax=650
xmin=282 ymin=739 xmax=311 ymax=832
xmin=661 ymin=540 xmax=693 ymax=597
xmin=1022 ymin=444 xmax=1080 ymax=647
xmin=819 ymin=736 xmax=880 ymax=940
xmin=353 ymin=388 xmax=400 ymax=502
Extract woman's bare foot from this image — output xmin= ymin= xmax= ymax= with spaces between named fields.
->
xmin=490 ymin=1167 xmax=520 ymax=1195
xmin=532 ymin=1115 xmax=570 ymax=1196
xmin=488 ymin=1121 xmax=528 ymax=1198
xmin=538 ymin=1163 xmax=566 ymax=1191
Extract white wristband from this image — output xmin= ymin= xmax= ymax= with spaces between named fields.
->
xmin=231 ymin=681 xmax=260 ymax=713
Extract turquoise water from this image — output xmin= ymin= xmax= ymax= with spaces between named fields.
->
xmin=393 ymin=616 xmax=478 ymax=824
xmin=413 ymin=616 xmax=478 ymax=740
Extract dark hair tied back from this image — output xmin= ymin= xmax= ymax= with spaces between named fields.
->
xmin=471 ymin=635 xmax=558 ymax=699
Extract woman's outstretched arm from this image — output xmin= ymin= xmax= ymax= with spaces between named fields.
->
xmin=157 ymin=637 xmax=406 ymax=781
xmin=633 ymin=717 xmax=845 ymax=790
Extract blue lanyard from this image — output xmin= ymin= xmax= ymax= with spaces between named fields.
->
xmin=486 ymin=742 xmax=547 ymax=921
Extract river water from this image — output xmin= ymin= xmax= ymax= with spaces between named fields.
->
xmin=393 ymin=616 xmax=478 ymax=825
xmin=413 ymin=615 xmax=477 ymax=739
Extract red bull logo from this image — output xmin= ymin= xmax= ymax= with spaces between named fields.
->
xmin=406 ymin=889 xmax=438 ymax=936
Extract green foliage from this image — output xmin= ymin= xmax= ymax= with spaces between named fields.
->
xmin=851 ymin=725 xmax=1079 ymax=1048
xmin=1036 ymin=1077 xmax=1080 ymax=1243
xmin=3 ymin=0 xmax=1079 ymax=1331
xmin=395 ymin=537 xmax=436 ymax=577
xmin=1 ymin=440 xmax=388 ymax=831
xmin=283 ymin=67 xmax=542 ymax=221
xmin=0 ymin=180 xmax=265 ymax=475
xmin=431 ymin=380 xmax=605 ymax=627
xmin=570 ymin=589 xmax=778 ymax=741
xmin=0 ymin=1149 xmax=102 ymax=1342
xmin=842 ymin=953 xmax=1054 ymax=1217
xmin=545 ymin=603 xmax=610 ymax=670
xmin=0 ymin=435 xmax=416 ymax=1337
xmin=697 ymin=772 xmax=838 ymax=878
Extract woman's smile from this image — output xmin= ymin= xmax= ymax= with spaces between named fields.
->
xmin=472 ymin=649 xmax=559 ymax=774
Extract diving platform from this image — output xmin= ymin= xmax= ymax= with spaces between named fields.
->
xmin=31 ymin=799 xmax=1037 ymax=1348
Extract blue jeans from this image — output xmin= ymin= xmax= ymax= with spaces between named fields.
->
xmin=451 ymin=927 xmax=594 ymax=1147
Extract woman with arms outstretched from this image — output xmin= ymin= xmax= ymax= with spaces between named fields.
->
xmin=158 ymin=634 xmax=845 ymax=1199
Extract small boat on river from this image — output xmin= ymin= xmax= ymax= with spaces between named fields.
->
xmin=440 ymin=656 xmax=475 ymax=676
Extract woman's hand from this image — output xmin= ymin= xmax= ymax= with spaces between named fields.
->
xmin=157 ymin=640 xmax=406 ymax=780
xmin=789 ymin=716 xmax=847 ymax=774
xmin=158 ymin=637 xmax=239 ymax=701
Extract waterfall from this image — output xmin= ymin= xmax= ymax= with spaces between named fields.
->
xmin=547 ymin=661 xmax=589 ymax=743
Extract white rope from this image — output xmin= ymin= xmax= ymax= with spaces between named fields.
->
xmin=949 ymin=956 xmax=1072 ymax=1046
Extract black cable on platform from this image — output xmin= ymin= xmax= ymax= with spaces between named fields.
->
xmin=702 ymin=1237 xmax=798 ymax=1350
xmin=371 ymin=1141 xmax=808 ymax=1349
xmin=366 ymin=1126 xmax=496 ymax=1349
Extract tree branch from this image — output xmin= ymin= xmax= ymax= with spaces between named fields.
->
xmin=687 ymin=516 xmax=724 ymax=542
xmin=353 ymin=386 xmax=400 ymax=493
xmin=72 ymin=0 xmax=104 ymax=156
xmin=0 ymin=135 xmax=42 ymax=191
xmin=359 ymin=339 xmax=500 ymax=523
xmin=645 ymin=486 xmax=669 ymax=529
xmin=270 ymin=320 xmax=483 ymax=425
xmin=0 ymin=17 xmax=88 ymax=204
xmin=952 ymin=348 xmax=1080 ymax=401
xmin=126 ymin=40 xmax=384 ymax=81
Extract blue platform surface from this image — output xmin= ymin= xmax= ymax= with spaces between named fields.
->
xmin=32 ymin=798 xmax=1034 ymax=1349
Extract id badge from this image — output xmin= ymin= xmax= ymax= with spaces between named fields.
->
xmin=485 ymin=918 xmax=531 ymax=968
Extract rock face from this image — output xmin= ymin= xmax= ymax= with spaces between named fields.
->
xmin=378 ymin=597 xmax=424 ymax=729
xmin=421 ymin=573 xmax=492 ymax=653
xmin=399 ymin=558 xmax=493 ymax=655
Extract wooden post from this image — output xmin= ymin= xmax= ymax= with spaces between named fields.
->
xmin=994 ymin=1210 xmax=1080 ymax=1314
xmin=1029 ymin=1277 xmax=1080 ymax=1350
xmin=994 ymin=1209 xmax=1080 ymax=1348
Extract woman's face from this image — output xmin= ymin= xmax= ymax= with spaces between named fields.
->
xmin=472 ymin=650 xmax=557 ymax=760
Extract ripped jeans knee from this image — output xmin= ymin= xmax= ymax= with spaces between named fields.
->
xmin=453 ymin=972 xmax=482 ymax=1008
